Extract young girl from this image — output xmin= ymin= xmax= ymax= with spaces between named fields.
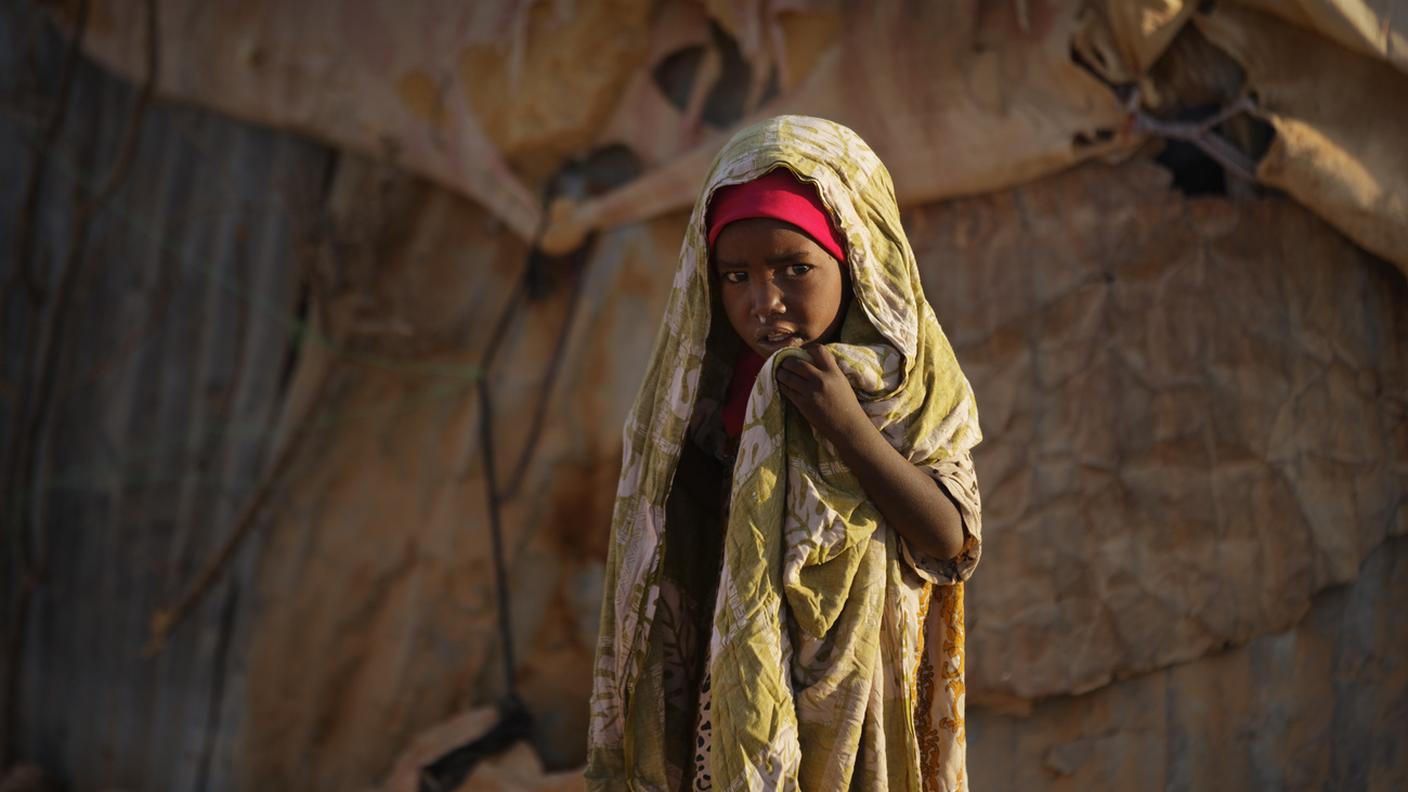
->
xmin=588 ymin=116 xmax=982 ymax=792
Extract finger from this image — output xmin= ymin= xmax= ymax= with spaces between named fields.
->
xmin=776 ymin=379 xmax=803 ymax=403
xmin=777 ymin=369 xmax=812 ymax=393
xmin=781 ymin=355 xmax=824 ymax=381
xmin=804 ymin=342 xmax=838 ymax=371
xmin=776 ymin=367 xmax=812 ymax=390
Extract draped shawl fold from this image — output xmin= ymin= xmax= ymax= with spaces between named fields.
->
xmin=588 ymin=116 xmax=983 ymax=792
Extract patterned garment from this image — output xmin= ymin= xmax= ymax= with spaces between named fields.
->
xmin=693 ymin=668 xmax=714 ymax=790
xmin=587 ymin=116 xmax=983 ymax=792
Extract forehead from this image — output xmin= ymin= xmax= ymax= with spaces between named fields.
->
xmin=712 ymin=218 xmax=829 ymax=262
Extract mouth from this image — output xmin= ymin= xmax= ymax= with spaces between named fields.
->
xmin=755 ymin=327 xmax=804 ymax=350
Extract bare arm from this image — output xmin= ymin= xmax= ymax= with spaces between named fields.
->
xmin=776 ymin=345 xmax=966 ymax=560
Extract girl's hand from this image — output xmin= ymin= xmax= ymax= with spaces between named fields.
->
xmin=778 ymin=343 xmax=967 ymax=560
xmin=776 ymin=344 xmax=870 ymax=443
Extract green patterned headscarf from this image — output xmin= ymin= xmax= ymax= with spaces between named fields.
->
xmin=588 ymin=115 xmax=983 ymax=791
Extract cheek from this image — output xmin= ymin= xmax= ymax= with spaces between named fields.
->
xmin=796 ymin=274 xmax=844 ymax=323
xmin=719 ymin=289 xmax=752 ymax=329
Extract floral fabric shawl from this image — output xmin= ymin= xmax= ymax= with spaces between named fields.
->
xmin=587 ymin=116 xmax=983 ymax=792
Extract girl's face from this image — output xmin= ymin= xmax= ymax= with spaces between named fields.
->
xmin=713 ymin=218 xmax=848 ymax=357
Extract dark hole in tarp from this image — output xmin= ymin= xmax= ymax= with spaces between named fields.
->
xmin=526 ymin=143 xmax=644 ymax=299
xmin=653 ymin=45 xmax=705 ymax=111
xmin=651 ymin=22 xmax=765 ymax=129
xmin=701 ymin=21 xmax=752 ymax=128
xmin=556 ymin=143 xmax=645 ymax=199
xmin=1148 ymin=102 xmax=1274 ymax=197
xmin=1155 ymin=137 xmax=1227 ymax=195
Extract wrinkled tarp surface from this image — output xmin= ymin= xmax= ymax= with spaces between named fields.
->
xmin=65 ymin=0 xmax=1408 ymax=269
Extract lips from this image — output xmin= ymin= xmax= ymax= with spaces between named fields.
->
xmin=755 ymin=326 xmax=804 ymax=351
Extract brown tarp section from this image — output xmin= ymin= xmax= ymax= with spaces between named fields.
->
xmin=1197 ymin=6 xmax=1408 ymax=270
xmin=1240 ymin=0 xmax=1408 ymax=73
xmin=61 ymin=1 xmax=1408 ymax=271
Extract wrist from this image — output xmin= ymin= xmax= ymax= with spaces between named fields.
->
xmin=826 ymin=407 xmax=880 ymax=460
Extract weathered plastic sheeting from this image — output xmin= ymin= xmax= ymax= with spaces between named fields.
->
xmin=1079 ymin=0 xmax=1408 ymax=82
xmin=542 ymin=0 xmax=1134 ymax=252
xmin=65 ymin=0 xmax=1131 ymax=251
xmin=967 ymin=536 xmax=1408 ymax=790
xmin=1077 ymin=0 xmax=1408 ymax=79
xmin=1077 ymin=1 xmax=1408 ymax=271
xmin=59 ymin=0 xmax=1408 ymax=272
xmin=558 ymin=0 xmax=1408 ymax=264
xmin=1237 ymin=0 xmax=1408 ymax=73
xmin=67 ymin=0 xmax=657 ymax=241
xmin=377 ymin=708 xmax=586 ymax=792
xmin=1196 ymin=7 xmax=1408 ymax=273
xmin=235 ymin=150 xmax=681 ymax=788
xmin=0 ymin=5 xmax=331 ymax=790
xmin=906 ymin=160 xmax=1408 ymax=701
xmin=1073 ymin=0 xmax=1199 ymax=79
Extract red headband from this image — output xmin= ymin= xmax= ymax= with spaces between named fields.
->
xmin=706 ymin=168 xmax=847 ymax=264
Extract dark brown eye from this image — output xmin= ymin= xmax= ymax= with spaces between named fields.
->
xmin=722 ymin=271 xmax=747 ymax=284
xmin=786 ymin=263 xmax=813 ymax=277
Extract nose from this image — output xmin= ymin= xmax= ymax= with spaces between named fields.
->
xmin=749 ymin=278 xmax=784 ymax=322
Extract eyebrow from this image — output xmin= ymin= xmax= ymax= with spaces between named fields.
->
xmin=714 ymin=250 xmax=809 ymax=268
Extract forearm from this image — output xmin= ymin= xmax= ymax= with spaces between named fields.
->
xmin=827 ymin=417 xmax=966 ymax=560
xmin=774 ymin=345 xmax=967 ymax=560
